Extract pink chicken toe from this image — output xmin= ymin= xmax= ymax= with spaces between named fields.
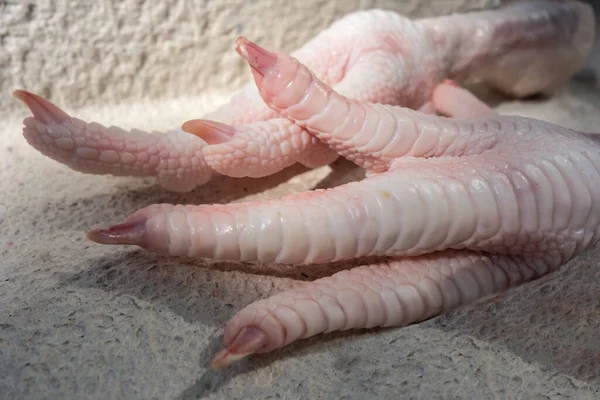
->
xmin=189 ymin=118 xmax=324 ymax=178
xmin=14 ymin=91 xmax=213 ymax=192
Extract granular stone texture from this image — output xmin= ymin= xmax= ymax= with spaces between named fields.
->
xmin=0 ymin=0 xmax=497 ymax=113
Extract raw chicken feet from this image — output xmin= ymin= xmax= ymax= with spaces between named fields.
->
xmin=14 ymin=90 xmax=212 ymax=191
xmin=14 ymin=0 xmax=598 ymax=370
xmin=15 ymin=0 xmax=594 ymax=190
xmin=87 ymin=30 xmax=600 ymax=369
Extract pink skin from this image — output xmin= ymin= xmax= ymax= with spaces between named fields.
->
xmin=13 ymin=0 xmax=597 ymax=370
xmin=13 ymin=90 xmax=212 ymax=192
xmin=83 ymin=30 xmax=600 ymax=371
xmin=14 ymin=0 xmax=594 ymax=189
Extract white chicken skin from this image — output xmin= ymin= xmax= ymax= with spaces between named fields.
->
xmin=201 ymin=36 xmax=600 ymax=369
xmin=13 ymin=0 xmax=598 ymax=370
xmin=14 ymin=0 xmax=593 ymax=190
xmin=88 ymin=39 xmax=600 ymax=371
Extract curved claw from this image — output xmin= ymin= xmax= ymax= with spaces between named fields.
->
xmin=181 ymin=119 xmax=235 ymax=145
xmin=13 ymin=89 xmax=70 ymax=125
xmin=14 ymin=90 xmax=213 ymax=192
xmin=235 ymin=37 xmax=277 ymax=78
xmin=86 ymin=219 xmax=147 ymax=246
xmin=210 ymin=326 xmax=268 ymax=371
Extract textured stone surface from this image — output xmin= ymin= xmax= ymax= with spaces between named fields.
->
xmin=1 ymin=1 xmax=600 ymax=400
xmin=1 ymin=0 xmax=498 ymax=113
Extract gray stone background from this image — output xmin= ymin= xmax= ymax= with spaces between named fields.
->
xmin=1 ymin=1 xmax=599 ymax=399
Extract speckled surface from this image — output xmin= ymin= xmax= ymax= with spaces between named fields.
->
xmin=1 ymin=1 xmax=600 ymax=399
xmin=0 ymin=0 xmax=498 ymax=114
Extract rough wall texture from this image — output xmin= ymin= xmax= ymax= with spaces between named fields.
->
xmin=1 ymin=0 xmax=498 ymax=114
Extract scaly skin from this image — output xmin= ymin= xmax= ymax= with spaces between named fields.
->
xmin=15 ymin=0 xmax=594 ymax=190
xmin=77 ymin=30 xmax=600 ymax=371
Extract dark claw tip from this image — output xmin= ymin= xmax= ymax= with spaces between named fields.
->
xmin=235 ymin=37 xmax=277 ymax=76
xmin=210 ymin=326 xmax=268 ymax=371
xmin=86 ymin=218 xmax=147 ymax=246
